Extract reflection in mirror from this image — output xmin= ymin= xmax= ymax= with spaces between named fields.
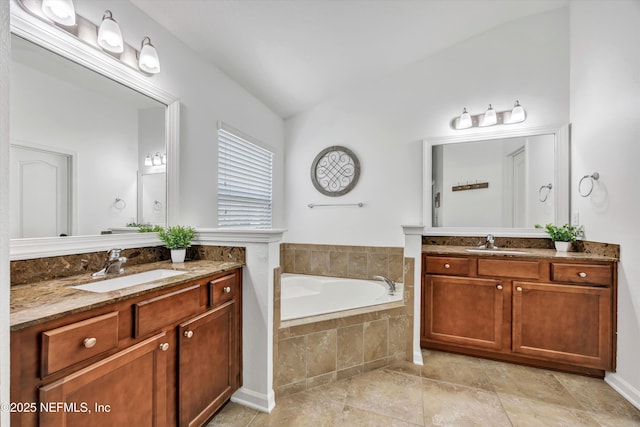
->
xmin=138 ymin=172 xmax=166 ymax=225
xmin=432 ymin=134 xmax=555 ymax=228
xmin=9 ymin=34 xmax=167 ymax=238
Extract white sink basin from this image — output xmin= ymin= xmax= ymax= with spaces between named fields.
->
xmin=72 ymin=269 xmax=187 ymax=293
xmin=466 ymin=248 xmax=530 ymax=255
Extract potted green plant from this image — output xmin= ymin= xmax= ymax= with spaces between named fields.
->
xmin=158 ymin=225 xmax=196 ymax=263
xmin=536 ymin=223 xmax=584 ymax=252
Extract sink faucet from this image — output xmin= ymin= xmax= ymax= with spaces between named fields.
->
xmin=481 ymin=234 xmax=497 ymax=249
xmin=373 ymin=275 xmax=397 ymax=296
xmin=92 ymin=249 xmax=127 ymax=277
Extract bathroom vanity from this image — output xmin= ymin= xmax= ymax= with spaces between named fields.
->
xmin=10 ymin=261 xmax=242 ymax=427
xmin=421 ymin=246 xmax=617 ymax=377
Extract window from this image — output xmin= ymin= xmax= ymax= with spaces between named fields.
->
xmin=217 ymin=124 xmax=273 ymax=228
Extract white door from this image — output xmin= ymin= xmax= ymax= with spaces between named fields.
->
xmin=512 ymin=149 xmax=527 ymax=227
xmin=10 ymin=145 xmax=71 ymax=238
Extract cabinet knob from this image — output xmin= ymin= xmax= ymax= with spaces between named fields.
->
xmin=496 ymin=285 xmax=503 ymax=290
xmin=516 ymin=286 xmax=523 ymax=292
xmin=184 ymin=330 xmax=194 ymax=339
xmin=223 ymin=286 xmax=231 ymax=293
xmin=83 ymin=337 xmax=97 ymax=349
xmin=444 ymin=263 xmax=451 ymax=269
xmin=578 ymin=272 xmax=587 ymax=278
xmin=159 ymin=342 xmax=169 ymax=352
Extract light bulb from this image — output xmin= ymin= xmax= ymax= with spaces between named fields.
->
xmin=138 ymin=37 xmax=160 ymax=74
xmin=97 ymin=11 xmax=124 ymax=54
xmin=457 ymin=108 xmax=472 ymax=129
xmin=482 ymin=104 xmax=497 ymax=126
xmin=161 ymin=153 xmax=167 ymax=164
xmin=41 ymin=0 xmax=76 ymax=26
xmin=144 ymin=155 xmax=153 ymax=166
xmin=510 ymin=100 xmax=526 ymax=123
xmin=152 ymin=152 xmax=162 ymax=166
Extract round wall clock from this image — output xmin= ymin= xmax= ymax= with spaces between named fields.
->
xmin=310 ymin=146 xmax=360 ymax=197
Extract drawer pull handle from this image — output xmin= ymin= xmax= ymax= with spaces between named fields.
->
xmin=578 ymin=272 xmax=587 ymax=278
xmin=83 ymin=337 xmax=97 ymax=349
xmin=223 ymin=286 xmax=232 ymax=293
xmin=184 ymin=330 xmax=194 ymax=339
xmin=496 ymin=285 xmax=503 ymax=290
xmin=159 ymin=343 xmax=169 ymax=352
xmin=516 ymin=286 xmax=523 ymax=292
xmin=444 ymin=264 xmax=451 ymax=269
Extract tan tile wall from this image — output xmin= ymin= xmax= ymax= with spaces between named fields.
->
xmin=273 ymin=248 xmax=415 ymax=398
xmin=281 ymin=243 xmax=404 ymax=282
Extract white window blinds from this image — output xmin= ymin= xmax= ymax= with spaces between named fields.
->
xmin=218 ymin=127 xmax=273 ymax=228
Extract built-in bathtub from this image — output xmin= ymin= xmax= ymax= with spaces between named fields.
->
xmin=280 ymin=273 xmax=403 ymax=322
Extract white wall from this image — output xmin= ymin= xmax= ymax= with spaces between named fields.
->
xmin=570 ymin=0 xmax=640 ymax=408
xmin=69 ymin=0 xmax=285 ymax=229
xmin=284 ymin=7 xmax=569 ymax=246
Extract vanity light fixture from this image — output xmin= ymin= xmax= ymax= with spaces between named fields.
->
xmin=161 ymin=153 xmax=167 ymax=165
xmin=450 ymin=100 xmax=527 ymax=130
xmin=144 ymin=154 xmax=153 ymax=167
xmin=41 ymin=0 xmax=76 ymax=26
xmin=152 ymin=152 xmax=162 ymax=166
xmin=481 ymin=104 xmax=497 ymax=127
xmin=97 ymin=10 xmax=124 ymax=54
xmin=138 ymin=37 xmax=160 ymax=74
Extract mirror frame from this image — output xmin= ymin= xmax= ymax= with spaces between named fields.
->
xmin=9 ymin=1 xmax=180 ymax=259
xmin=422 ymin=124 xmax=570 ymax=236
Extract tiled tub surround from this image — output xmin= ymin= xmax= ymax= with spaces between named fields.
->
xmin=274 ymin=244 xmax=415 ymax=398
xmin=10 ymin=244 xmax=246 ymax=285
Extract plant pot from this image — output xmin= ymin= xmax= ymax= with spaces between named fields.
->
xmin=554 ymin=241 xmax=572 ymax=252
xmin=171 ymin=249 xmax=186 ymax=263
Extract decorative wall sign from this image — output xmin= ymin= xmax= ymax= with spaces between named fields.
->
xmin=310 ymin=146 xmax=360 ymax=197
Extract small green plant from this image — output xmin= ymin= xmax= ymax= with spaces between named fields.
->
xmin=138 ymin=224 xmax=164 ymax=233
xmin=535 ymin=223 xmax=584 ymax=242
xmin=158 ymin=225 xmax=196 ymax=249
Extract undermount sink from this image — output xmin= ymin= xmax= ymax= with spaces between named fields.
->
xmin=72 ymin=269 xmax=187 ymax=293
xmin=466 ymin=248 xmax=530 ymax=255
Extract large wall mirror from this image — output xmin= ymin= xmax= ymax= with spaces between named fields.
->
xmin=10 ymin=3 xmax=179 ymax=259
xmin=423 ymin=125 xmax=569 ymax=233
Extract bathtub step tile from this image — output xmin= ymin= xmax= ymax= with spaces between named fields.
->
xmin=337 ymin=324 xmax=364 ymax=370
xmin=305 ymin=329 xmax=337 ymax=378
xmin=277 ymin=336 xmax=307 ymax=386
xmin=363 ymin=319 xmax=389 ymax=362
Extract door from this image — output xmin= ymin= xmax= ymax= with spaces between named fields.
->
xmin=512 ymin=281 xmax=612 ymax=369
xmin=39 ymin=333 xmax=168 ymax=427
xmin=9 ymin=144 xmax=70 ymax=238
xmin=423 ymin=275 xmax=505 ymax=350
xmin=511 ymin=147 xmax=527 ymax=227
xmin=178 ymin=302 xmax=237 ymax=427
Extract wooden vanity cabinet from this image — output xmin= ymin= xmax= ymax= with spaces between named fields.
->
xmin=421 ymin=254 xmax=616 ymax=376
xmin=10 ymin=268 xmax=242 ymax=427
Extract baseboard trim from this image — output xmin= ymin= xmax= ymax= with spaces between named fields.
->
xmin=413 ymin=350 xmax=424 ymax=366
xmin=231 ymin=387 xmax=275 ymax=413
xmin=605 ymin=372 xmax=640 ymax=410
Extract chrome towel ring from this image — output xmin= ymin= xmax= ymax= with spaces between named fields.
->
xmin=539 ymin=183 xmax=552 ymax=202
xmin=579 ymin=172 xmax=600 ymax=197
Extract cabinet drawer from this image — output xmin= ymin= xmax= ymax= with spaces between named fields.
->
xmin=134 ymin=285 xmax=201 ymax=338
xmin=42 ymin=311 xmax=119 ymax=376
xmin=551 ymin=263 xmax=612 ymax=286
xmin=477 ymin=258 xmax=540 ymax=279
xmin=425 ymin=256 xmax=470 ymax=276
xmin=209 ymin=274 xmax=237 ymax=307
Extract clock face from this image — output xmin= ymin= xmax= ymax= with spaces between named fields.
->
xmin=310 ymin=146 xmax=360 ymax=197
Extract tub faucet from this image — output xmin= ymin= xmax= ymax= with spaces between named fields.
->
xmin=92 ymin=249 xmax=127 ymax=277
xmin=373 ymin=275 xmax=396 ymax=296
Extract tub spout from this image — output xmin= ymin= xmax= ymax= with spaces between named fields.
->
xmin=373 ymin=275 xmax=396 ymax=295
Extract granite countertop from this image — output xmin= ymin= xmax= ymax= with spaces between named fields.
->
xmin=10 ymin=260 xmax=244 ymax=331
xmin=422 ymin=245 xmax=618 ymax=262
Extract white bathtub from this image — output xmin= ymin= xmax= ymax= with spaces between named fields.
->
xmin=280 ymin=273 xmax=403 ymax=321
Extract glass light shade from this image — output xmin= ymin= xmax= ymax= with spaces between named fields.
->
xmin=97 ymin=12 xmax=124 ymax=54
xmin=152 ymin=152 xmax=162 ymax=166
xmin=457 ymin=108 xmax=472 ymax=129
xmin=144 ymin=155 xmax=153 ymax=167
xmin=161 ymin=153 xmax=167 ymax=164
xmin=139 ymin=37 xmax=160 ymax=74
xmin=510 ymin=100 xmax=526 ymax=123
xmin=41 ymin=0 xmax=76 ymax=26
xmin=482 ymin=104 xmax=497 ymax=126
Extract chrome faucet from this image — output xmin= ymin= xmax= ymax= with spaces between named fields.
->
xmin=92 ymin=249 xmax=127 ymax=277
xmin=481 ymin=234 xmax=497 ymax=249
xmin=373 ymin=275 xmax=397 ymax=296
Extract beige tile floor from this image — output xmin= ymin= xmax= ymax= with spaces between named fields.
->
xmin=207 ymin=350 xmax=640 ymax=426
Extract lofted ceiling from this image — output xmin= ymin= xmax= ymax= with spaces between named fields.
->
xmin=130 ymin=0 xmax=570 ymax=119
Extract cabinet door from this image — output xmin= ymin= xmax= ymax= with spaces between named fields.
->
xmin=178 ymin=301 xmax=237 ymax=427
xmin=423 ymin=275 xmax=504 ymax=350
xmin=512 ymin=281 xmax=612 ymax=369
xmin=39 ymin=333 xmax=168 ymax=427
